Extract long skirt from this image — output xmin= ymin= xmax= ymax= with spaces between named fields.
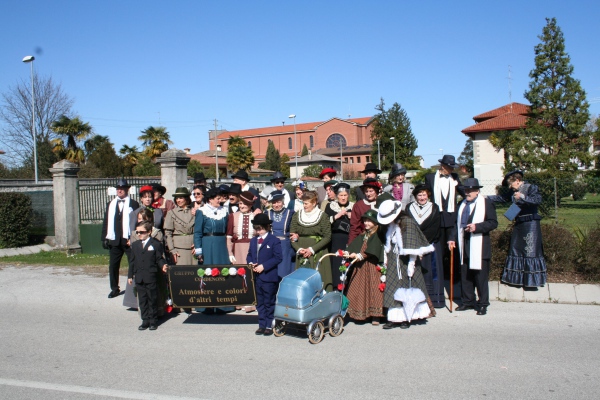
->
xmin=232 ymin=238 xmax=251 ymax=265
xmin=203 ymin=236 xmax=230 ymax=265
xmin=346 ymin=256 xmax=384 ymax=321
xmin=421 ymin=241 xmax=446 ymax=308
xmin=384 ymin=253 xmax=433 ymax=322
xmin=277 ymin=238 xmax=295 ymax=278
xmin=329 ymin=231 xmax=349 ymax=288
xmin=295 ymin=236 xmax=333 ymax=292
xmin=502 ymin=220 xmax=547 ymax=287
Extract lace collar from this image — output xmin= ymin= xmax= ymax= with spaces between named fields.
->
xmin=298 ymin=207 xmax=323 ymax=227
xmin=200 ymin=203 xmax=228 ymax=220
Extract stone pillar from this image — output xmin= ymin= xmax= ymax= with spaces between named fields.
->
xmin=50 ymin=160 xmax=81 ymax=254
xmin=156 ymin=149 xmax=191 ymax=196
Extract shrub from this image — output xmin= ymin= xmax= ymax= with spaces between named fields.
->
xmin=577 ymin=223 xmax=600 ymax=281
xmin=571 ymin=182 xmax=587 ymax=201
xmin=490 ymin=227 xmax=512 ymax=281
xmin=540 ymin=223 xmax=578 ymax=276
xmin=0 ymin=193 xmax=33 ymax=248
xmin=526 ymin=171 xmax=574 ymax=216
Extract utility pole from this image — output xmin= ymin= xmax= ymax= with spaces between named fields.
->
xmin=214 ymin=119 xmax=219 ymax=181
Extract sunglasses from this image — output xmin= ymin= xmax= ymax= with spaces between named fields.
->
xmin=274 ymin=181 xmax=285 ymax=185
xmin=135 ymin=230 xmax=148 ymax=234
xmin=193 ymin=192 xmax=202 ymax=196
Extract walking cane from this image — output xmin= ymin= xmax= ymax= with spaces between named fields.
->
xmin=449 ymin=247 xmax=454 ymax=313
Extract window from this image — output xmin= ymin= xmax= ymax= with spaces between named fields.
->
xmin=366 ymin=156 xmax=370 ymax=163
xmin=326 ymin=133 xmax=346 ymax=148
xmin=357 ymin=157 xmax=361 ymax=164
xmin=344 ymin=157 xmax=348 ymax=163
xmin=309 ymin=135 xmax=314 ymax=148
xmin=350 ymin=157 xmax=354 ymax=164
xmin=247 ymin=141 xmax=252 ymax=148
xmin=288 ymin=138 xmax=292 ymax=150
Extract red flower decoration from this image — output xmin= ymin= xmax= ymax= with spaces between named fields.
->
xmin=344 ymin=262 xmax=350 ymax=267
xmin=166 ymin=305 xmax=173 ymax=313
xmin=337 ymin=249 xmax=344 ymax=257
xmin=378 ymin=282 xmax=386 ymax=292
xmin=337 ymin=283 xmax=344 ymax=291
xmin=237 ymin=268 xmax=246 ymax=276
xmin=211 ymin=268 xmax=220 ymax=277
xmin=376 ymin=266 xmax=382 ymax=272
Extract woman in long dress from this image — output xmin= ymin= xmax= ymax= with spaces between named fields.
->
xmin=345 ymin=209 xmax=386 ymax=325
xmin=377 ymin=199 xmax=436 ymax=329
xmin=164 ymin=187 xmax=195 ymax=266
xmin=348 ymin=178 xmax=381 ymax=244
xmin=406 ymin=184 xmax=445 ymax=308
xmin=324 ymin=182 xmax=353 ymax=289
xmin=226 ymin=191 xmax=257 ymax=265
xmin=266 ymin=190 xmax=295 ymax=279
xmin=487 ymin=170 xmax=547 ymax=287
xmin=290 ymin=191 xmax=333 ymax=292
xmin=194 ymin=188 xmax=230 ymax=265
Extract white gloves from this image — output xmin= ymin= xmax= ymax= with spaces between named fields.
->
xmin=229 ymin=255 xmax=237 ymax=263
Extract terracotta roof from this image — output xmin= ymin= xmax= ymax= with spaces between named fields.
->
xmin=188 ymin=154 xmax=226 ymax=165
xmin=216 ymin=117 xmax=373 ymax=139
xmin=462 ymin=112 xmax=529 ymax=135
xmin=473 ymin=102 xmax=530 ymax=122
xmin=313 ymin=144 xmax=372 ymax=156
xmin=286 ymin=154 xmax=342 ymax=164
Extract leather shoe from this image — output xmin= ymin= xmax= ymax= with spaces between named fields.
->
xmin=255 ymin=328 xmax=265 ymax=335
xmin=455 ymin=305 xmax=474 ymax=311
xmin=108 ymin=290 xmax=120 ymax=298
xmin=399 ymin=321 xmax=410 ymax=329
xmin=477 ymin=306 xmax=487 ymax=315
xmin=149 ymin=324 xmax=157 ymax=330
xmin=138 ymin=324 xmax=149 ymax=331
xmin=382 ymin=322 xmax=397 ymax=330
xmin=263 ymin=328 xmax=273 ymax=336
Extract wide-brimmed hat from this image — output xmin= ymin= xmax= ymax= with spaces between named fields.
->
xmin=324 ymin=179 xmax=339 ymax=189
xmin=359 ymin=163 xmax=382 ymax=174
xmin=438 ymin=155 xmax=458 ymax=168
xmin=139 ymin=185 xmax=154 ymax=195
xmin=205 ymin=188 xmax=219 ymax=199
xmin=377 ymin=200 xmax=403 ymax=225
xmin=270 ymin=171 xmax=286 ymax=183
xmin=194 ymin=172 xmax=206 ymax=183
xmin=268 ymin=189 xmax=285 ymax=202
xmin=260 ymin=185 xmax=274 ymax=199
xmin=502 ymin=170 xmax=524 ymax=187
xmin=228 ymin=183 xmax=242 ymax=195
xmin=218 ymin=184 xmax=230 ymax=195
xmin=389 ymin=163 xmax=408 ymax=179
xmin=115 ymin=178 xmax=131 ymax=189
xmin=172 ymin=187 xmax=191 ymax=198
xmin=461 ymin=178 xmax=483 ymax=189
xmin=362 ymin=209 xmax=379 ymax=224
xmin=252 ymin=213 xmax=272 ymax=226
xmin=360 ymin=178 xmax=381 ymax=192
xmin=375 ymin=192 xmax=394 ymax=209
xmin=231 ymin=170 xmax=251 ymax=181
xmin=239 ymin=191 xmax=255 ymax=206
xmin=334 ymin=182 xmax=351 ymax=194
xmin=151 ymin=183 xmax=167 ymax=195
xmin=318 ymin=167 xmax=337 ymax=179
xmin=412 ymin=184 xmax=430 ymax=198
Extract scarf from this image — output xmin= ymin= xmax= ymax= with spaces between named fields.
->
xmin=298 ymin=207 xmax=323 ymax=227
xmin=409 ymin=202 xmax=433 ymax=225
xmin=457 ymin=195 xmax=485 ymax=270
xmin=433 ymin=170 xmax=456 ymax=213
xmin=105 ymin=197 xmax=132 ymax=240
xmin=392 ymin=184 xmax=404 ymax=202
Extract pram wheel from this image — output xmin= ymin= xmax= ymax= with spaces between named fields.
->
xmin=272 ymin=320 xmax=286 ymax=337
xmin=328 ymin=315 xmax=344 ymax=337
xmin=308 ymin=321 xmax=325 ymax=344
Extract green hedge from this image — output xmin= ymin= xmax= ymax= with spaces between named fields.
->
xmin=0 ymin=193 xmax=33 ymax=248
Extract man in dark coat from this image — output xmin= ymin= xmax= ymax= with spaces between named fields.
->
xmin=101 ymin=179 xmax=140 ymax=298
xmin=231 ymin=170 xmax=261 ymax=210
xmin=424 ymin=155 xmax=465 ymax=281
xmin=448 ymin=178 xmax=498 ymax=315
xmin=356 ymin=163 xmax=381 ymax=201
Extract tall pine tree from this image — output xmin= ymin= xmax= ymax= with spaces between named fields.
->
xmin=370 ymin=98 xmax=420 ymax=171
xmin=258 ymin=140 xmax=281 ymax=172
xmin=515 ymin=18 xmax=591 ymax=173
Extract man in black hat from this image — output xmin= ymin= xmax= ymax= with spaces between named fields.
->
xmin=270 ymin=171 xmax=292 ymax=208
xmin=225 ymin=183 xmax=242 ymax=214
xmin=231 ymin=170 xmax=261 ymax=210
xmin=193 ymin=172 xmax=207 ymax=191
xmin=448 ymin=178 xmax=497 ymax=315
xmin=101 ymin=179 xmax=140 ymax=298
xmin=424 ymin=155 xmax=465 ymax=279
xmin=355 ymin=162 xmax=381 ymax=200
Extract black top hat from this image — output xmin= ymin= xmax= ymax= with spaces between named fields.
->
xmin=359 ymin=163 xmax=382 ymax=174
xmin=151 ymin=183 xmax=167 ymax=195
xmin=268 ymin=190 xmax=285 ymax=202
xmin=389 ymin=163 xmax=408 ymax=179
xmin=501 ymin=170 xmax=524 ymax=187
xmin=218 ymin=184 xmax=230 ymax=194
xmin=252 ymin=213 xmax=272 ymax=226
xmin=194 ymin=172 xmax=206 ymax=183
xmin=270 ymin=171 xmax=286 ymax=182
xmin=231 ymin=170 xmax=251 ymax=181
xmin=461 ymin=178 xmax=483 ymax=189
xmin=438 ymin=155 xmax=458 ymax=168
xmin=334 ymin=182 xmax=351 ymax=194
xmin=228 ymin=183 xmax=242 ymax=195
xmin=115 ymin=178 xmax=131 ymax=188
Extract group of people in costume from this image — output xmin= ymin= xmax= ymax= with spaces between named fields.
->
xmin=103 ymin=155 xmax=547 ymax=332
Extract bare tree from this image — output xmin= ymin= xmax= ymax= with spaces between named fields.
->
xmin=0 ymin=74 xmax=74 ymax=167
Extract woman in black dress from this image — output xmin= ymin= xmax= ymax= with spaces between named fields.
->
xmin=324 ymin=183 xmax=353 ymax=290
xmin=406 ymin=184 xmax=445 ymax=308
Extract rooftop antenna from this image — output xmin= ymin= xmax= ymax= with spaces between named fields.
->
xmin=507 ymin=65 xmax=513 ymax=112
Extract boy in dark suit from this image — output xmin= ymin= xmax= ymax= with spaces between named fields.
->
xmin=247 ymin=214 xmax=282 ymax=336
xmin=128 ymin=221 xmax=168 ymax=330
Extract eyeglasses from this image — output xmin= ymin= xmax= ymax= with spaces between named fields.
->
xmin=193 ymin=192 xmax=202 ymax=196
xmin=135 ymin=230 xmax=148 ymax=234
xmin=274 ymin=181 xmax=284 ymax=185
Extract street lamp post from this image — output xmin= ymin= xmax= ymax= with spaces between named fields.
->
xmin=22 ymin=55 xmax=38 ymax=184
xmin=289 ymin=114 xmax=297 ymax=179
xmin=390 ymin=137 xmax=396 ymax=165
xmin=216 ymin=144 xmax=222 ymax=181
xmin=377 ymin=139 xmax=381 ymax=171
xmin=339 ymin=139 xmax=343 ymax=180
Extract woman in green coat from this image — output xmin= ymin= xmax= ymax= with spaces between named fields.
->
xmin=290 ymin=191 xmax=333 ymax=292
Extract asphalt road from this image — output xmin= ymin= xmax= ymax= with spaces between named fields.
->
xmin=1 ymin=266 xmax=599 ymax=400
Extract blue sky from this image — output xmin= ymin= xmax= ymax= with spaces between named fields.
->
xmin=1 ymin=0 xmax=599 ymax=168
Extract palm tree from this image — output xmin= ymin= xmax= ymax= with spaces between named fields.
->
xmin=226 ymin=135 xmax=254 ymax=172
xmin=119 ymin=144 xmax=140 ymax=166
xmin=138 ymin=126 xmax=173 ymax=159
xmin=84 ymin=135 xmax=111 ymax=159
xmin=50 ymin=115 xmax=93 ymax=164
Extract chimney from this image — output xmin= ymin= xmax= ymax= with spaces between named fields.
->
xmin=308 ymin=150 xmax=312 ymax=160
xmin=183 ymin=148 xmax=191 ymax=155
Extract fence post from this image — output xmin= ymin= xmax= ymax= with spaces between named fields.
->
xmin=155 ymin=149 xmax=191 ymax=196
xmin=554 ymin=177 xmax=558 ymax=223
xmin=50 ymin=160 xmax=81 ymax=253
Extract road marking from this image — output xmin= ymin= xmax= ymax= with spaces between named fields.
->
xmin=0 ymin=378 xmax=207 ymax=400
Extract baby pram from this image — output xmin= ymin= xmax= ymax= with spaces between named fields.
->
xmin=272 ymin=253 xmax=357 ymax=344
